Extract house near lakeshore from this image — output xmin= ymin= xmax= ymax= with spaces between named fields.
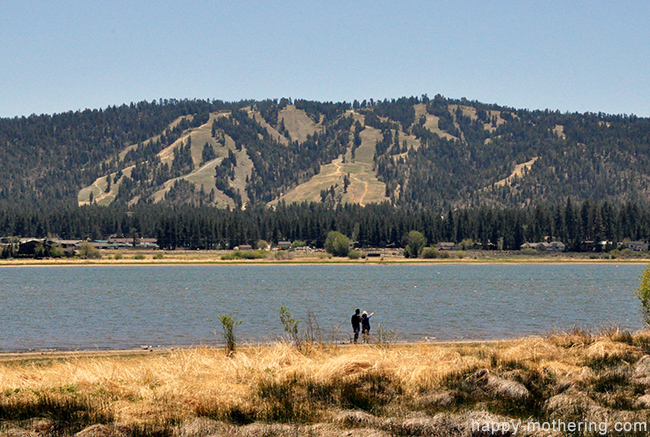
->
xmin=235 ymin=244 xmax=253 ymax=251
xmin=435 ymin=242 xmax=456 ymax=251
xmin=277 ymin=241 xmax=292 ymax=250
xmin=546 ymin=241 xmax=566 ymax=252
xmin=107 ymin=236 xmax=159 ymax=249
xmin=17 ymin=238 xmax=46 ymax=256
xmin=139 ymin=238 xmax=159 ymax=248
xmin=50 ymin=239 xmax=82 ymax=255
xmin=626 ymin=241 xmax=649 ymax=252
xmin=520 ymin=241 xmax=566 ymax=252
xmin=16 ymin=238 xmax=81 ymax=256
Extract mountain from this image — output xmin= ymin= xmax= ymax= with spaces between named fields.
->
xmin=1 ymin=96 xmax=649 ymax=210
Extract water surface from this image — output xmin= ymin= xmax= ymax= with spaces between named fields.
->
xmin=0 ymin=264 xmax=644 ymax=351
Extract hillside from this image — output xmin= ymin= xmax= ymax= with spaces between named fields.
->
xmin=1 ymin=96 xmax=650 ymax=210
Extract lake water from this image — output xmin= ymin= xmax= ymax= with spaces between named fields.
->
xmin=0 ymin=264 xmax=646 ymax=351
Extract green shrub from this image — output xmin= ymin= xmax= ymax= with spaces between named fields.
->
xmin=324 ymin=231 xmax=350 ymax=257
xmin=79 ymin=242 xmax=102 ymax=259
xmin=404 ymin=231 xmax=426 ymax=258
xmin=113 ymin=252 xmax=123 ymax=260
xmin=348 ymin=250 xmax=363 ymax=260
xmin=279 ymin=306 xmax=299 ymax=345
xmin=48 ymin=244 xmax=64 ymax=258
xmin=520 ymin=248 xmax=537 ymax=256
xmin=133 ymin=254 xmax=145 ymax=260
xmin=219 ymin=314 xmax=242 ymax=356
xmin=1 ymin=245 xmax=16 ymax=259
xmin=153 ymin=253 xmax=164 ymax=259
xmin=458 ymin=239 xmax=476 ymax=250
xmin=455 ymin=250 xmax=466 ymax=259
xmin=421 ymin=247 xmax=438 ymax=259
xmin=637 ymin=265 xmax=650 ymax=326
xmin=221 ymin=250 xmax=267 ymax=260
xmin=274 ymin=251 xmax=294 ymax=260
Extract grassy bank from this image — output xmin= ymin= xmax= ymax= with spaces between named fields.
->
xmin=2 ymin=330 xmax=650 ymax=436
xmin=1 ymin=248 xmax=650 ymax=267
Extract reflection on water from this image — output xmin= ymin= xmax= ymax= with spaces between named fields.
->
xmin=0 ymin=264 xmax=644 ymax=351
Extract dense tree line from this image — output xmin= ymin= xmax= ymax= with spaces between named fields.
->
xmin=1 ymin=200 xmax=649 ymax=251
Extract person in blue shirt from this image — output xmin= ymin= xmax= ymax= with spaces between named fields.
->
xmin=361 ymin=310 xmax=374 ymax=342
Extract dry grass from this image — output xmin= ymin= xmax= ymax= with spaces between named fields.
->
xmin=2 ymin=329 xmax=650 ymax=435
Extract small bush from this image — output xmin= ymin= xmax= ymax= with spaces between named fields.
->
xmin=133 ymin=254 xmax=145 ymax=260
xmin=520 ymin=248 xmax=537 ymax=256
xmin=324 ymin=231 xmax=350 ymax=257
xmin=348 ymin=250 xmax=363 ymax=260
xmin=221 ymin=250 xmax=267 ymax=260
xmin=421 ymin=247 xmax=438 ymax=259
xmin=455 ymin=250 xmax=466 ymax=259
xmin=219 ymin=314 xmax=242 ymax=356
xmin=279 ymin=306 xmax=299 ymax=345
xmin=637 ymin=264 xmax=650 ymax=326
xmin=113 ymin=252 xmax=123 ymax=260
xmin=274 ymin=251 xmax=294 ymax=260
xmin=256 ymin=240 xmax=269 ymax=250
xmin=153 ymin=253 xmax=164 ymax=259
xmin=79 ymin=242 xmax=102 ymax=259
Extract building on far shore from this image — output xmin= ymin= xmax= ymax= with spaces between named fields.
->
xmin=435 ymin=242 xmax=456 ymax=251
xmin=520 ymin=241 xmax=566 ymax=252
xmin=627 ymin=241 xmax=649 ymax=252
xmin=277 ymin=241 xmax=292 ymax=250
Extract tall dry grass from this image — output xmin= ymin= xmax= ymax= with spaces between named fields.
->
xmin=2 ymin=330 xmax=650 ymax=435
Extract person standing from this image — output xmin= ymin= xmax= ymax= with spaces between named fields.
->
xmin=361 ymin=311 xmax=374 ymax=342
xmin=351 ymin=309 xmax=361 ymax=343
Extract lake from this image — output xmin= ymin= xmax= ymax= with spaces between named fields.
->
xmin=0 ymin=264 xmax=646 ymax=351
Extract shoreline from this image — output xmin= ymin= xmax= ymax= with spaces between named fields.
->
xmin=0 ymin=338 xmax=519 ymax=361
xmin=0 ymin=328 xmax=640 ymax=360
xmin=2 ymin=255 xmax=649 ymax=267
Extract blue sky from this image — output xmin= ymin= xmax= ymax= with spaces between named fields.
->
xmin=1 ymin=1 xmax=649 ymax=117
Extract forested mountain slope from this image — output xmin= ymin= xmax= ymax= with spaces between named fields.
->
xmin=2 ymin=96 xmax=649 ymax=210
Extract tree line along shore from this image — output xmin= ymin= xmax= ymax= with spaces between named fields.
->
xmin=2 ymin=199 xmax=650 ymax=261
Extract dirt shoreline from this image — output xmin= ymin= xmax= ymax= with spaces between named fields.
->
xmin=0 ymin=338 xmax=518 ymax=361
xmin=1 ymin=254 xmax=649 ymax=267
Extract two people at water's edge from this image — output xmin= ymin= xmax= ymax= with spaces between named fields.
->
xmin=351 ymin=308 xmax=374 ymax=343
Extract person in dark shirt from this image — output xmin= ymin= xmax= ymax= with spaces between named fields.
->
xmin=361 ymin=310 xmax=374 ymax=342
xmin=351 ymin=309 xmax=361 ymax=343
